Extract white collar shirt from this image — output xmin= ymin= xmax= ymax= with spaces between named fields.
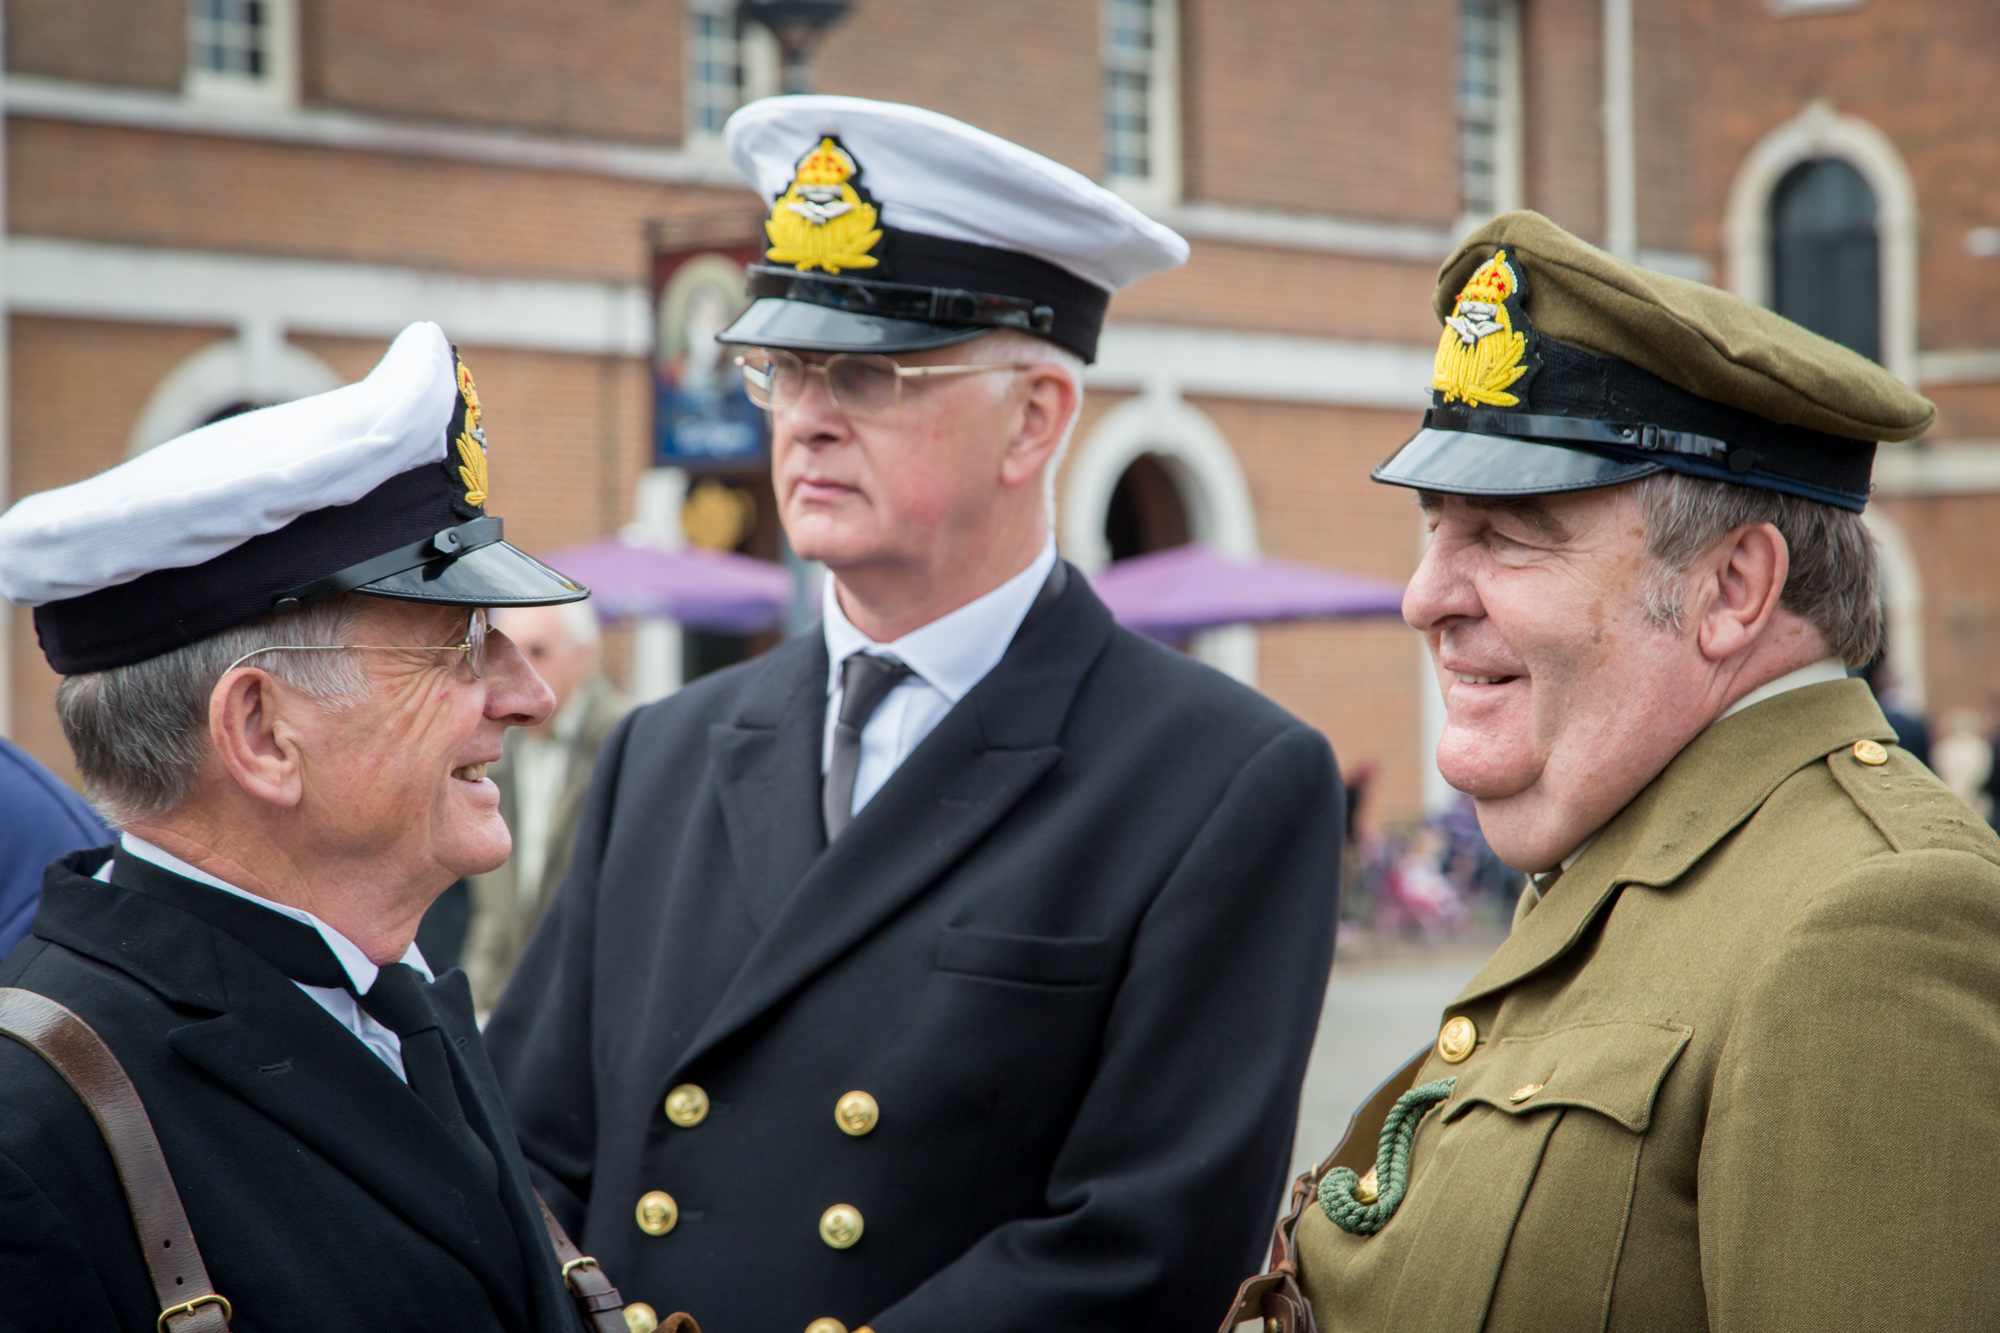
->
xmin=821 ymin=538 xmax=1058 ymax=819
xmin=103 ymin=834 xmax=430 ymax=1082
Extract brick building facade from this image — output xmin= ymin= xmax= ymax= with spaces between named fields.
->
xmin=5 ymin=0 xmax=1999 ymax=827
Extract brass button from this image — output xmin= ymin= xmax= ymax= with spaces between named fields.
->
xmin=1352 ymin=1165 xmax=1380 ymax=1204
xmin=624 ymin=1305 xmax=659 ymax=1333
xmin=635 ymin=1190 xmax=679 ymax=1236
xmin=1437 ymin=1015 xmax=1477 ymax=1063
xmin=836 ymin=1090 xmax=880 ymax=1136
xmin=1509 ymin=1082 xmax=1544 ymax=1103
xmin=804 ymin=1321 xmax=846 ymax=1333
xmin=1853 ymin=739 xmax=1889 ymax=766
xmin=819 ymin=1202 xmax=864 ymax=1249
xmin=664 ymin=1083 xmax=710 ymax=1127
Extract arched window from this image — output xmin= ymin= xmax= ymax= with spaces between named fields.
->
xmin=1104 ymin=453 xmax=1191 ymax=562
xmin=1770 ymin=158 xmax=1881 ymax=362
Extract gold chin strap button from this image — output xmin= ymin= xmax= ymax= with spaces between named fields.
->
xmin=1853 ymin=739 xmax=1889 ymax=766
xmin=1509 ymin=1082 xmax=1544 ymax=1103
xmin=624 ymin=1304 xmax=660 ymax=1333
xmin=1352 ymin=1166 xmax=1380 ymax=1204
xmin=819 ymin=1203 xmax=864 ymax=1249
xmin=1437 ymin=1015 xmax=1478 ymax=1064
xmin=635 ymin=1190 xmax=679 ymax=1236
xmin=664 ymin=1083 xmax=710 ymax=1127
xmin=836 ymin=1090 xmax=880 ymax=1136
xmin=805 ymin=1320 xmax=847 ymax=1333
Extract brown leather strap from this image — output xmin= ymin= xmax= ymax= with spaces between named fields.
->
xmin=535 ymin=1189 xmax=701 ymax=1333
xmin=1217 ymin=1046 xmax=1432 ymax=1333
xmin=0 ymin=988 xmax=231 ymax=1333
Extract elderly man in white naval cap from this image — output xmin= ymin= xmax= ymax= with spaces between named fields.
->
xmin=486 ymin=97 xmax=1344 ymax=1333
xmin=0 ymin=324 xmax=657 ymax=1333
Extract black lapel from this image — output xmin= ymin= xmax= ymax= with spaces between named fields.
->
xmin=672 ymin=564 xmax=1112 ymax=1078
xmin=710 ymin=632 xmax=833 ymax=931
xmin=33 ymin=861 xmax=533 ymax=1330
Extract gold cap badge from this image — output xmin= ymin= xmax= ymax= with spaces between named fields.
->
xmin=1433 ymin=249 xmax=1535 ymax=409
xmin=765 ymin=136 xmax=884 ymax=275
xmin=449 ymin=352 xmax=489 ymax=517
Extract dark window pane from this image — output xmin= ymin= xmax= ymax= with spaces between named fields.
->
xmin=1771 ymin=157 xmax=1880 ymax=363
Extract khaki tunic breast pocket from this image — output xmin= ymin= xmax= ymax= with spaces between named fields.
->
xmin=1349 ymin=1019 xmax=1691 ymax=1333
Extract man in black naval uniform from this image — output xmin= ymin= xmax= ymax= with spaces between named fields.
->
xmin=486 ymin=97 xmax=1345 ymax=1333
xmin=0 ymin=323 xmax=602 ymax=1332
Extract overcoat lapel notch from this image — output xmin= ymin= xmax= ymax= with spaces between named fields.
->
xmin=673 ymin=574 xmax=1113 ymax=1078
xmin=711 ymin=634 xmax=832 ymax=930
xmin=1450 ymin=679 xmax=1898 ymax=1010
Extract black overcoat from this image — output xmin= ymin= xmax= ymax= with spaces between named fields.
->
xmin=0 ymin=850 xmax=581 ymax=1333
xmin=486 ymin=567 xmax=1343 ymax=1332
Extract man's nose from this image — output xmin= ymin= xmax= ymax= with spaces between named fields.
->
xmin=483 ymin=627 xmax=558 ymax=727
xmin=775 ymin=366 xmax=850 ymax=445
xmin=1402 ymin=528 xmax=1482 ymax=634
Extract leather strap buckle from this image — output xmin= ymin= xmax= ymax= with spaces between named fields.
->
xmin=158 ymin=1293 xmax=232 ymax=1333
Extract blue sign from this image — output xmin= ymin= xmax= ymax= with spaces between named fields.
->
xmin=654 ymin=251 xmax=769 ymax=466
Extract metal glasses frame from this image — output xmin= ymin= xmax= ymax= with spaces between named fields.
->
xmin=735 ymin=349 xmax=1035 ymax=414
xmin=223 ymin=607 xmax=489 ymax=678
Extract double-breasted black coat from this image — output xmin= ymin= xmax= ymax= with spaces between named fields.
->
xmin=486 ymin=568 xmax=1343 ymax=1332
xmin=0 ymin=850 xmax=581 ymax=1333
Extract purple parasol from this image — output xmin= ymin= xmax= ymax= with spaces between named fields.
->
xmin=1089 ymin=543 xmax=1407 ymax=640
xmin=543 ymin=534 xmax=795 ymax=634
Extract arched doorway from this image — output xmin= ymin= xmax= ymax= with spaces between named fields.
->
xmin=1104 ymin=453 xmax=1191 ymax=562
xmin=1771 ymin=158 xmax=1880 ymax=362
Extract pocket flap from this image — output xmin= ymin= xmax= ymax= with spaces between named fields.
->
xmin=1441 ymin=1019 xmax=1691 ymax=1132
xmin=936 ymin=926 xmax=1112 ymax=986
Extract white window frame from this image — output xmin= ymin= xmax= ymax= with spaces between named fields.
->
xmin=1101 ymin=0 xmax=1181 ymax=207
xmin=183 ymin=0 xmax=298 ymax=107
xmin=1457 ymin=0 xmax=1523 ymax=225
xmin=686 ymin=0 xmax=779 ymax=151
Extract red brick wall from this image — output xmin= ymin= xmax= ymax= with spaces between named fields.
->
xmin=7 ymin=0 xmax=183 ymax=91
xmin=1521 ymin=0 xmax=1604 ymax=242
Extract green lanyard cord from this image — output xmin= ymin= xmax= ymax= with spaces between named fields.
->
xmin=1317 ymin=1077 xmax=1458 ymax=1236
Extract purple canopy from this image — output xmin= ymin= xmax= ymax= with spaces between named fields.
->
xmin=544 ymin=535 xmax=794 ymax=634
xmin=1089 ymin=543 xmax=1406 ymax=640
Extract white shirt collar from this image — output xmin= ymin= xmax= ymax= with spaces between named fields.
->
xmin=114 ymin=833 xmax=431 ymax=992
xmin=1718 ymin=655 xmax=1850 ymax=721
xmin=822 ymin=538 xmax=1059 ymax=701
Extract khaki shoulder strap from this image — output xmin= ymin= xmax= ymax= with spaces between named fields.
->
xmin=1217 ymin=1044 xmax=1432 ymax=1333
xmin=0 ymin=987 xmax=232 ymax=1333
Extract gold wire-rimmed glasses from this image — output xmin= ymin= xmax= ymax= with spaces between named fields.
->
xmin=224 ymin=607 xmax=490 ymax=678
xmin=735 ymin=347 xmax=1035 ymax=415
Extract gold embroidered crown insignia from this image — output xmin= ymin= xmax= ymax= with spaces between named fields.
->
xmin=764 ymin=136 xmax=884 ymax=275
xmin=449 ymin=353 xmax=489 ymax=516
xmin=1433 ymin=250 xmax=1535 ymax=408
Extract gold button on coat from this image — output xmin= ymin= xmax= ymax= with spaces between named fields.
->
xmin=1509 ymin=1082 xmax=1544 ymax=1103
xmin=1437 ymin=1015 xmax=1477 ymax=1063
xmin=819 ymin=1203 xmax=864 ymax=1249
xmin=1853 ymin=739 xmax=1889 ymax=766
xmin=635 ymin=1190 xmax=679 ymax=1236
xmin=836 ymin=1090 xmax=880 ymax=1136
xmin=805 ymin=1320 xmax=847 ymax=1333
xmin=664 ymin=1083 xmax=710 ymax=1127
xmin=623 ymin=1304 xmax=659 ymax=1333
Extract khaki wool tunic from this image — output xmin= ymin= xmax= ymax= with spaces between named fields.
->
xmin=1297 ymin=678 xmax=2000 ymax=1331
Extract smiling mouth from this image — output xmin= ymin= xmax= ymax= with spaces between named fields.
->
xmin=1454 ymin=672 xmax=1519 ymax=686
xmin=451 ymin=763 xmax=489 ymax=782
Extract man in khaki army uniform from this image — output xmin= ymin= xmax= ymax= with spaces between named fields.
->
xmin=1235 ymin=211 xmax=2000 ymax=1332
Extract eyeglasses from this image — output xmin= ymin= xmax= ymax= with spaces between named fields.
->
xmin=735 ymin=348 xmax=1035 ymax=415
xmin=224 ymin=607 xmax=490 ymax=678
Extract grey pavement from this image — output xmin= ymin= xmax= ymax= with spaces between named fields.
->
xmin=1286 ymin=939 xmax=1503 ymax=1179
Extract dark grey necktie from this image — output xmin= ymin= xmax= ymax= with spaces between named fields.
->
xmin=360 ymin=962 xmax=498 ymax=1188
xmin=823 ymin=651 xmax=915 ymax=841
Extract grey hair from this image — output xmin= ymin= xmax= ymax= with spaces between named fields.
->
xmin=56 ymin=595 xmax=370 ymax=827
xmin=1632 ymin=471 xmax=1881 ymax=667
xmin=964 ymin=328 xmax=1087 ymax=514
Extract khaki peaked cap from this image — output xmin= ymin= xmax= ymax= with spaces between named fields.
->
xmin=1435 ymin=211 xmax=1934 ymax=443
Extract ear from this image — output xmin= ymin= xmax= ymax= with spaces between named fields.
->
xmin=1694 ymin=522 xmax=1789 ymax=663
xmin=998 ymin=363 xmax=1077 ymax=490
xmin=208 ymin=668 xmax=309 ymax=809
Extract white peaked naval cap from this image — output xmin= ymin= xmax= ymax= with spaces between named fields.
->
xmin=0 ymin=321 xmax=586 ymax=674
xmin=718 ymin=95 xmax=1189 ymax=363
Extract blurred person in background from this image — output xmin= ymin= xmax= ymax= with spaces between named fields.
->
xmin=463 ymin=599 xmax=626 ymax=1015
xmin=488 ymin=97 xmax=1343 ymax=1333
xmin=0 ymin=325 xmax=630 ymax=1332
xmin=1231 ymin=213 xmax=2000 ymax=1331
xmin=0 ymin=736 xmax=109 ymax=955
